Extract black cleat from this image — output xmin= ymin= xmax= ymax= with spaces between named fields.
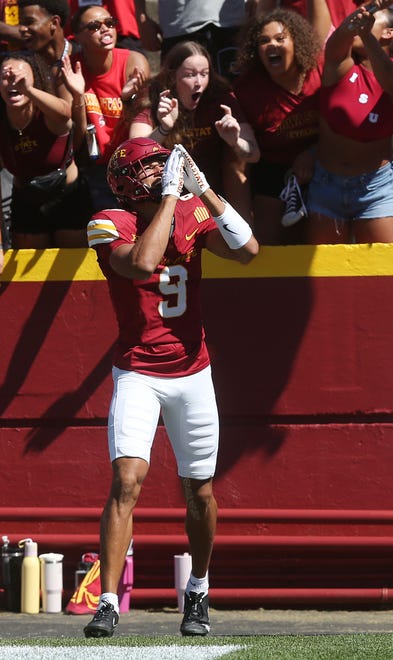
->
xmin=180 ymin=591 xmax=210 ymax=636
xmin=84 ymin=602 xmax=119 ymax=638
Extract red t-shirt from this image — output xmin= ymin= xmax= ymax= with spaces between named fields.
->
xmin=74 ymin=48 xmax=129 ymax=164
xmin=320 ymin=63 xmax=393 ymax=142
xmin=235 ymin=59 xmax=323 ymax=165
xmin=87 ymin=194 xmax=218 ymax=376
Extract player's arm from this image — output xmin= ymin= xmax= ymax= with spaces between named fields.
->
xmin=109 ymin=149 xmax=184 ymax=279
xmin=176 ymin=144 xmax=259 ymax=264
xmin=109 ymin=196 xmax=177 ymax=279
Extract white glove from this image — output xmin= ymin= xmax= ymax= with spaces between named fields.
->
xmin=175 ymin=144 xmax=210 ymax=197
xmin=161 ymin=147 xmax=184 ymax=198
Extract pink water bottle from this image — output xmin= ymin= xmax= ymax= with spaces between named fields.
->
xmin=118 ymin=539 xmax=134 ymax=613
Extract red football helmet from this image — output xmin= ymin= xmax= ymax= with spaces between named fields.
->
xmin=107 ymin=138 xmax=171 ymax=205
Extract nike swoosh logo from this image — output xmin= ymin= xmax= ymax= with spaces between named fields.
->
xmin=223 ymin=223 xmax=237 ymax=234
xmin=185 ymin=228 xmax=199 ymax=241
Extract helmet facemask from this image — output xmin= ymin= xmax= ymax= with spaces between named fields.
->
xmin=107 ymin=138 xmax=171 ymax=207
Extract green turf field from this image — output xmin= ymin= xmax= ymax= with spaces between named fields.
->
xmin=2 ymin=634 xmax=393 ymax=659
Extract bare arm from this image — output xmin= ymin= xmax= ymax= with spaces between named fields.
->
xmin=322 ymin=11 xmax=358 ymax=85
xmin=6 ymin=64 xmax=71 ymax=134
xmin=134 ymin=0 xmax=163 ymax=51
xmin=0 ymin=21 xmax=24 ymax=47
xmin=27 ymin=86 xmax=71 ymax=132
xmin=307 ymin=0 xmax=332 ymax=45
xmin=61 ymin=56 xmax=87 ymax=151
xmin=124 ymin=52 xmax=151 ymax=87
xmin=358 ymin=14 xmax=393 ymax=96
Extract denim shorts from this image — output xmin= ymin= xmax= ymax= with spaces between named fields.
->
xmin=307 ymin=160 xmax=393 ymax=221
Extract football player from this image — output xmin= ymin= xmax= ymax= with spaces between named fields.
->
xmin=84 ymin=138 xmax=258 ymax=638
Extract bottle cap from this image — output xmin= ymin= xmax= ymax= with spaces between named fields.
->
xmin=24 ymin=540 xmax=38 ymax=557
xmin=39 ymin=553 xmax=64 ymax=563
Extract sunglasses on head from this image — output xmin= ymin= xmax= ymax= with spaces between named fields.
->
xmin=81 ymin=17 xmax=118 ymax=32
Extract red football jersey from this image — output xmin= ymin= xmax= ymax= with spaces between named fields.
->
xmin=87 ymin=195 xmax=218 ymax=376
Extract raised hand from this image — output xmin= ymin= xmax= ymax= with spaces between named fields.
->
xmin=161 ymin=147 xmax=184 ymax=198
xmin=215 ymin=104 xmax=241 ymax=148
xmin=347 ymin=5 xmax=376 ymax=33
xmin=121 ymin=66 xmax=146 ymax=101
xmin=61 ymin=55 xmax=85 ymax=97
xmin=157 ymin=89 xmax=178 ymax=132
xmin=175 ymin=144 xmax=210 ymax=197
xmin=3 ymin=62 xmax=30 ymax=96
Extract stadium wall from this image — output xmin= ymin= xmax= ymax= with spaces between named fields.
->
xmin=1 ymin=245 xmax=393 ymax=608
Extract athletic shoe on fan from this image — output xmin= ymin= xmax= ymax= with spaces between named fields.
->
xmin=279 ymin=173 xmax=307 ymax=227
xmin=84 ymin=601 xmax=119 ymax=638
xmin=180 ymin=591 xmax=210 ymax=636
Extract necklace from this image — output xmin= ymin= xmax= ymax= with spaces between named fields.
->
xmin=10 ymin=105 xmax=33 ymax=136
xmin=54 ymin=39 xmax=71 ymax=70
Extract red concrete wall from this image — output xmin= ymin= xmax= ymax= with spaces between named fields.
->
xmin=2 ymin=246 xmax=393 ymax=606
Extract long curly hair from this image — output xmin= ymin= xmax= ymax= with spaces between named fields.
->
xmin=124 ymin=40 xmax=231 ymax=148
xmin=235 ymin=9 xmax=321 ymax=77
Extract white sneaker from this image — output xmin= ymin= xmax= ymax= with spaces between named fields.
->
xmin=279 ymin=174 xmax=307 ymax=227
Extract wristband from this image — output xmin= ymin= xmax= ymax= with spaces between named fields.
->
xmin=213 ymin=200 xmax=252 ymax=250
xmin=158 ymin=124 xmax=171 ymax=136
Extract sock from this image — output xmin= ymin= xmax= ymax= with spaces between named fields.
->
xmin=185 ymin=573 xmax=209 ymax=596
xmin=99 ymin=592 xmax=119 ymax=614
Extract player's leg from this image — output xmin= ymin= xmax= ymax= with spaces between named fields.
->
xmin=99 ymin=455 xmax=149 ymax=597
xmin=84 ymin=368 xmax=161 ymax=638
xmin=181 ymin=476 xmax=217 ymax=580
xmin=162 ymin=365 xmax=219 ymax=635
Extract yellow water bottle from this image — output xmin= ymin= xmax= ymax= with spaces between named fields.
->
xmin=19 ymin=538 xmax=40 ymax=613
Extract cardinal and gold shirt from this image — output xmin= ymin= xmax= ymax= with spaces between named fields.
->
xmin=87 ymin=194 xmax=218 ymax=376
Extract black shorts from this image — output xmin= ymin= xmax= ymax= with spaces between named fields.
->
xmin=250 ymin=159 xmax=291 ymax=199
xmin=10 ymin=175 xmax=94 ymax=235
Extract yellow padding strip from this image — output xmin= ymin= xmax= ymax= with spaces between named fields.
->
xmin=2 ymin=243 xmax=393 ymax=282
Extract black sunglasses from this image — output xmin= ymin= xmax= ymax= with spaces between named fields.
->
xmin=81 ymin=17 xmax=118 ymax=32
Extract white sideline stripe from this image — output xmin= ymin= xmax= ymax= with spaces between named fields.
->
xmin=0 ymin=645 xmax=240 ymax=659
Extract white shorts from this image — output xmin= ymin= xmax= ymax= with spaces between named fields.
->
xmin=108 ymin=365 xmax=219 ymax=479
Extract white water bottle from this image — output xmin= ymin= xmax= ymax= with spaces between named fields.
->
xmin=174 ymin=552 xmax=192 ymax=613
xmin=39 ymin=552 xmax=64 ymax=613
